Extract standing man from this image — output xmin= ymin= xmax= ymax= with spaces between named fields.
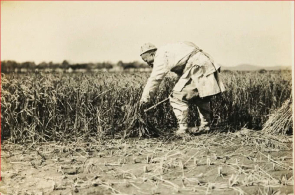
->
xmin=139 ymin=42 xmax=225 ymax=136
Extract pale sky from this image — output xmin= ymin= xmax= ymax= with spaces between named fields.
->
xmin=1 ymin=1 xmax=294 ymax=67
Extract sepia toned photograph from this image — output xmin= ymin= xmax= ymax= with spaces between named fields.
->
xmin=0 ymin=1 xmax=294 ymax=195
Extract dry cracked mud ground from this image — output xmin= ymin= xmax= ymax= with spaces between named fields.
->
xmin=1 ymin=130 xmax=293 ymax=195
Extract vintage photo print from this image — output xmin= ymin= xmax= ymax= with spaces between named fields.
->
xmin=1 ymin=1 xmax=294 ymax=195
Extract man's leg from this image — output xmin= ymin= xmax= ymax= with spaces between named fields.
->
xmin=169 ymin=91 xmax=189 ymax=135
xmin=195 ymin=96 xmax=212 ymax=130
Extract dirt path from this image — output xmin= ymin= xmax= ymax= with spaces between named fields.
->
xmin=1 ymin=130 xmax=293 ymax=195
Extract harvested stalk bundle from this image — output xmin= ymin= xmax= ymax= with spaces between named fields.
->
xmin=262 ymin=98 xmax=293 ymax=135
xmin=123 ymin=103 xmax=161 ymax=138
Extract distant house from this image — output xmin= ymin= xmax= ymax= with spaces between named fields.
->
xmin=110 ymin=66 xmax=124 ymax=72
xmin=66 ymin=68 xmax=74 ymax=73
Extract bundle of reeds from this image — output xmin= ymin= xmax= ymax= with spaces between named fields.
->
xmin=123 ymin=103 xmax=161 ymax=138
xmin=262 ymin=98 xmax=293 ymax=135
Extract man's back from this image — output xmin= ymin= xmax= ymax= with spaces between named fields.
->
xmin=154 ymin=42 xmax=199 ymax=70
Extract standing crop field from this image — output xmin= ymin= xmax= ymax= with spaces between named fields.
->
xmin=1 ymin=70 xmax=292 ymax=142
xmin=1 ymin=70 xmax=293 ymax=195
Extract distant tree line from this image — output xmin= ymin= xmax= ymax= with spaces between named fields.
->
xmin=0 ymin=60 xmax=149 ymax=73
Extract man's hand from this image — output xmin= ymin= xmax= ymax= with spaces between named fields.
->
xmin=139 ymin=97 xmax=150 ymax=111
xmin=139 ymin=99 xmax=148 ymax=107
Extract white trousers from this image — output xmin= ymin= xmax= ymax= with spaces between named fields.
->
xmin=169 ymin=80 xmax=211 ymax=128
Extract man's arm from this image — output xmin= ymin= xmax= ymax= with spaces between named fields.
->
xmin=141 ymin=56 xmax=168 ymax=102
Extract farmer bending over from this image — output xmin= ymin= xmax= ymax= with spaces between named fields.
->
xmin=139 ymin=42 xmax=225 ymax=136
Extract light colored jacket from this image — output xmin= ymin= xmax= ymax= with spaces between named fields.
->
xmin=141 ymin=42 xmax=225 ymax=101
